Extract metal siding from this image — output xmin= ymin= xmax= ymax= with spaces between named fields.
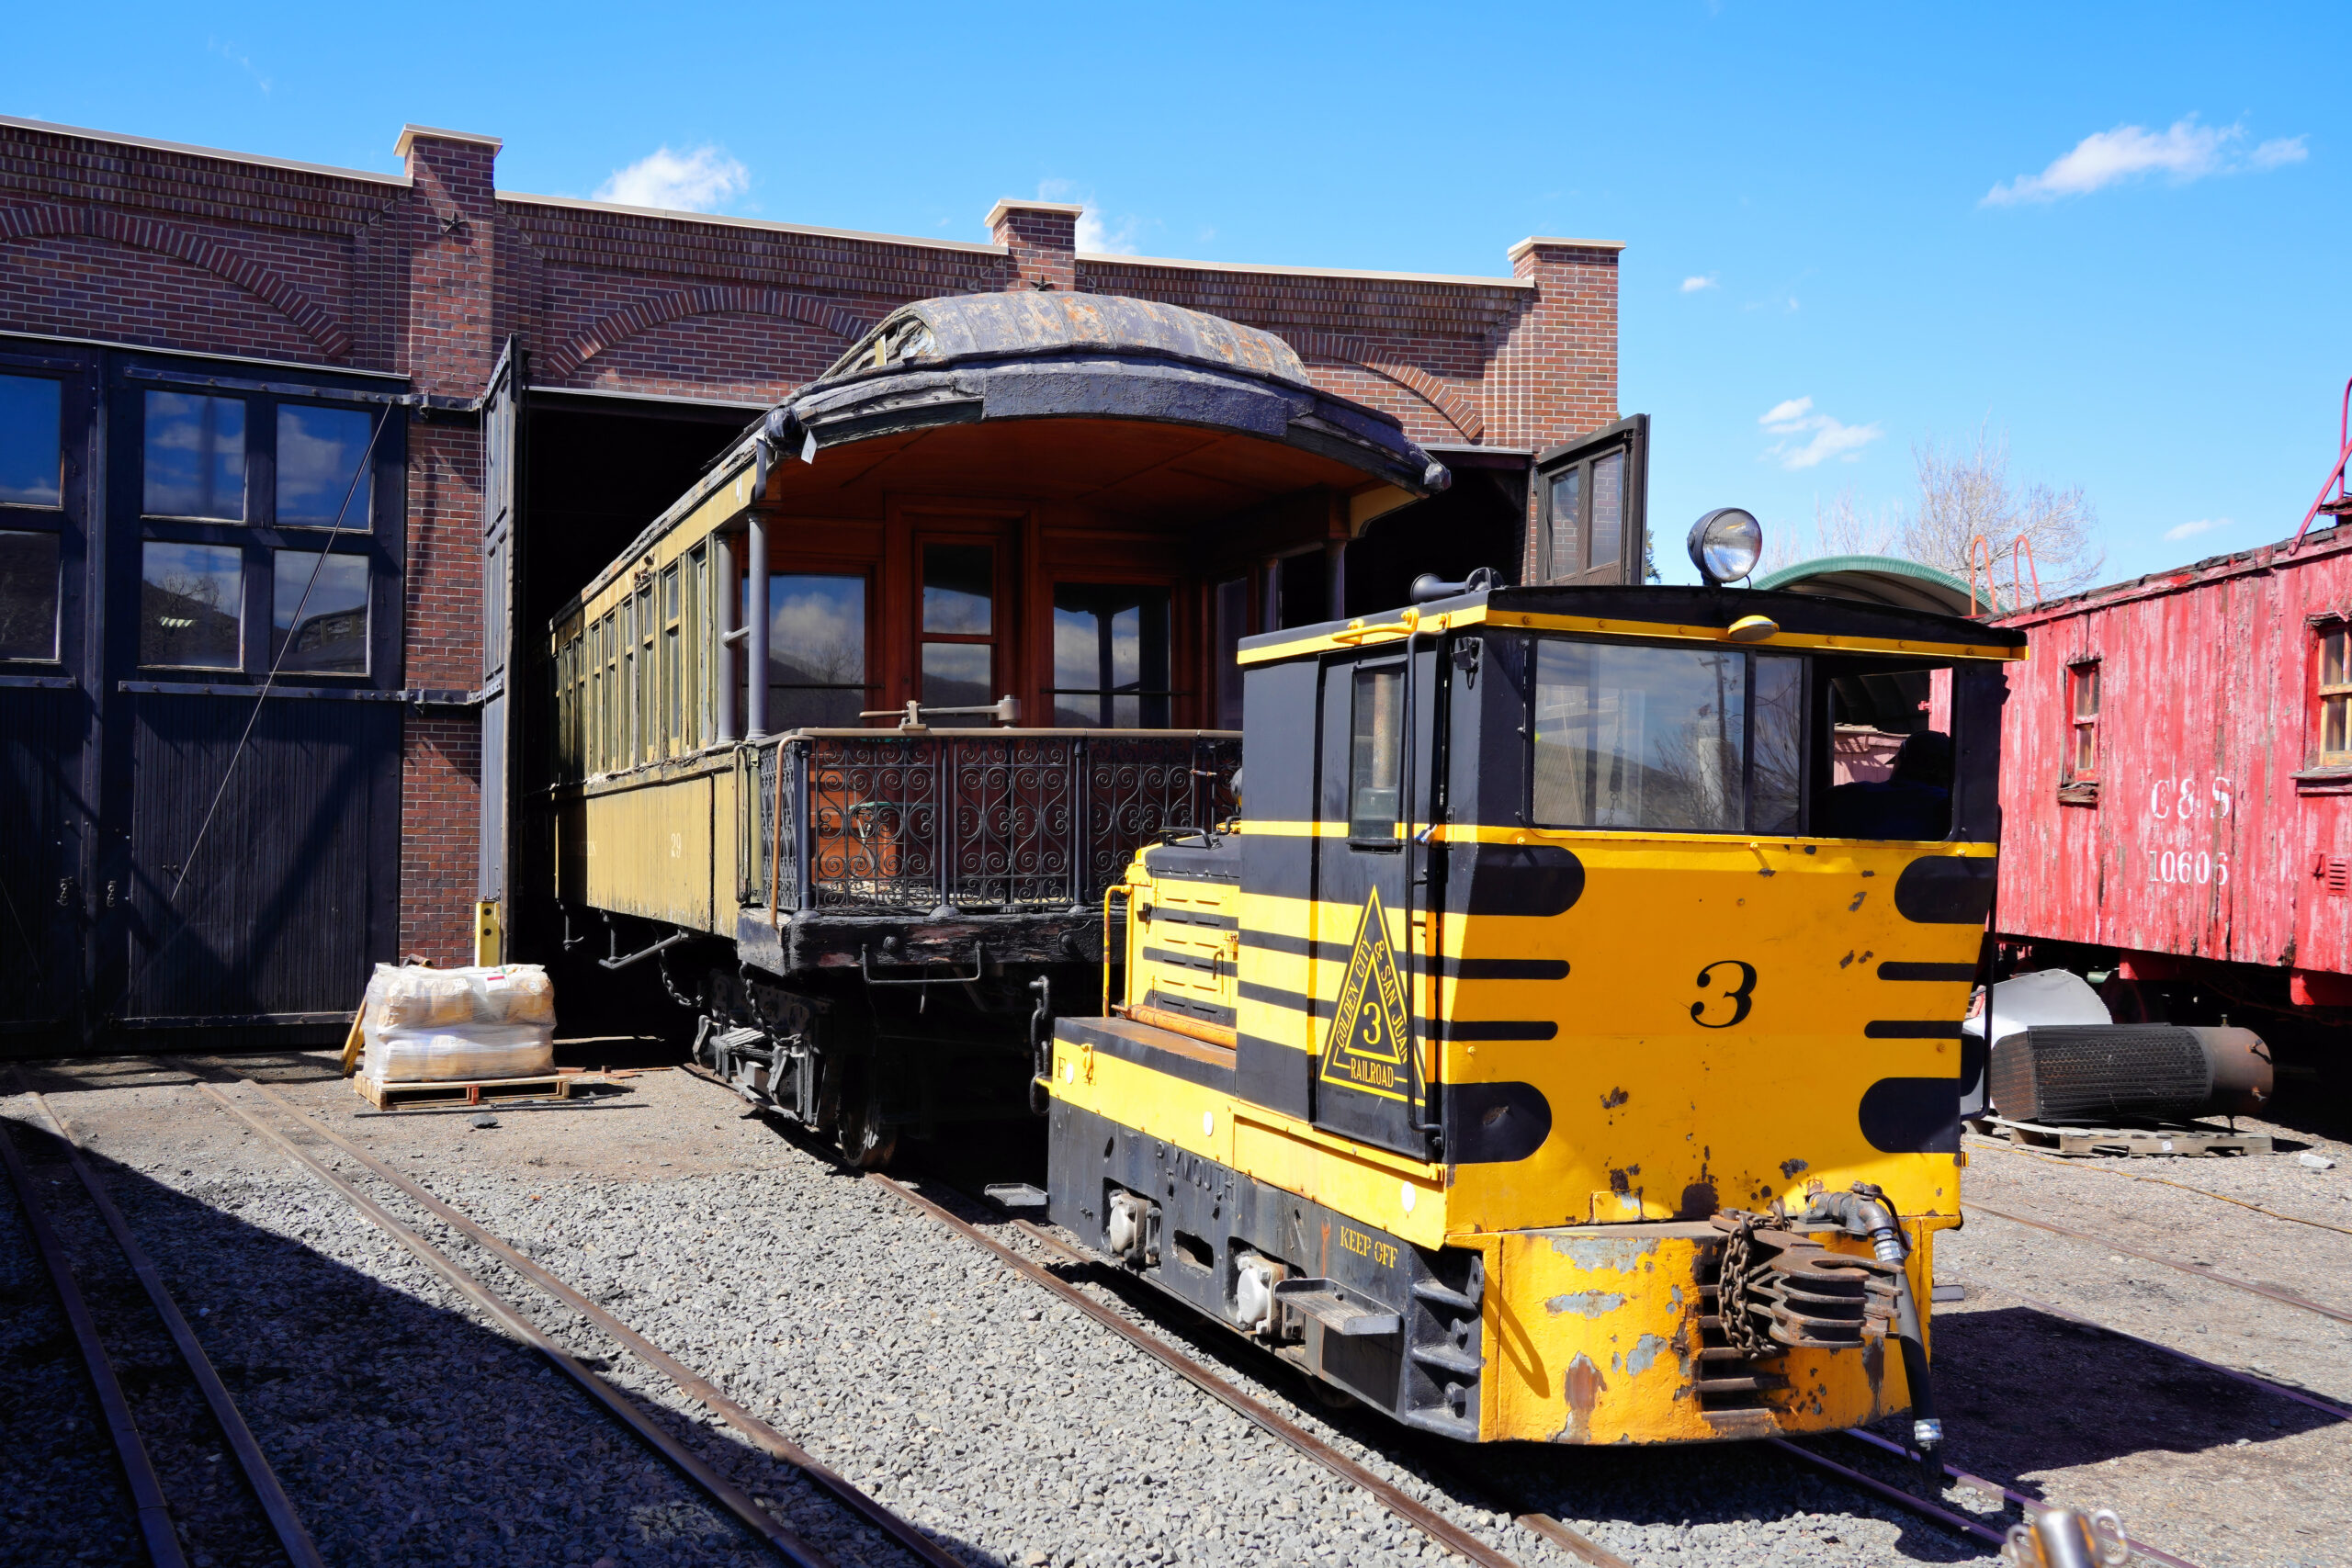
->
xmin=1996 ymin=536 xmax=2352 ymax=975
xmin=122 ymin=694 xmax=394 ymax=1019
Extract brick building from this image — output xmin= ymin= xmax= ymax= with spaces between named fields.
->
xmin=0 ymin=115 xmax=1629 ymax=1049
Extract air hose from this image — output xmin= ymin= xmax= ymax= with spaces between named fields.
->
xmin=1806 ymin=1183 xmax=1943 ymax=1488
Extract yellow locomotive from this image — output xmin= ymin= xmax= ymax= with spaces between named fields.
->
xmin=1043 ymin=524 xmax=2023 ymax=1451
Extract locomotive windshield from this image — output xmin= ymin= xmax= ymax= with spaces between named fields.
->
xmin=1521 ymin=634 xmax=1973 ymax=842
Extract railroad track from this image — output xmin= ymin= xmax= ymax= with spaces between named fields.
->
xmin=855 ymin=1159 xmax=2124 ymax=1568
xmin=1 ymin=1072 xmax=960 ymax=1568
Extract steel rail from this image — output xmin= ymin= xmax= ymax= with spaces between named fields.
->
xmin=15 ymin=1077 xmax=324 ymax=1568
xmin=866 ymin=1172 xmax=1541 ymax=1568
xmin=1835 ymin=1427 xmax=2203 ymax=1568
xmin=1965 ymin=1199 xmax=2352 ymax=1326
xmin=0 ymin=1099 xmax=188 ymax=1568
xmin=188 ymin=1081 xmax=837 ymax=1568
xmin=222 ymin=1077 xmax=965 ymax=1568
xmin=1765 ymin=1439 xmax=2007 ymax=1550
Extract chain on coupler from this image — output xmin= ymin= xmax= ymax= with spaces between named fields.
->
xmin=2002 ymin=1505 xmax=2130 ymax=1568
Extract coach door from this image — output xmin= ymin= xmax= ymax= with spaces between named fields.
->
xmin=476 ymin=339 xmax=524 ymax=962
xmin=1310 ymin=648 xmax=1435 ymax=1158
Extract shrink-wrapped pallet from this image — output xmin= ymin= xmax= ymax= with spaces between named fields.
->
xmin=360 ymin=964 xmax=558 ymax=1084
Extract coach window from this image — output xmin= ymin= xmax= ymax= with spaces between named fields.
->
xmin=0 ymin=373 xmax=64 ymax=662
xmin=2319 ymin=628 xmax=2352 ymax=767
xmin=2067 ymin=660 xmax=2101 ymax=779
xmin=1053 ymin=583 xmax=1171 ymax=727
xmin=634 ymin=582 xmax=657 ymax=763
xmin=1349 ymin=663 xmax=1405 ymax=843
xmin=767 ymin=573 xmax=869 ymax=729
xmin=661 ymin=564 xmax=683 ymax=754
xmin=271 ymin=550 xmax=368 ymax=675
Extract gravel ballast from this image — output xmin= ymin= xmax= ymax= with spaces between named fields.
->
xmin=6 ymin=1055 xmax=2347 ymax=1568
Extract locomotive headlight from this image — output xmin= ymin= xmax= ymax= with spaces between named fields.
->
xmin=1688 ymin=508 xmax=1763 ymax=585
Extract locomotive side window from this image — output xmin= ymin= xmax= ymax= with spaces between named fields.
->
xmin=2321 ymin=628 xmax=2352 ymax=766
xmin=1531 ymin=640 xmax=1799 ymax=833
xmin=1348 ymin=663 xmax=1405 ymax=843
xmin=2068 ymin=660 xmax=2101 ymax=779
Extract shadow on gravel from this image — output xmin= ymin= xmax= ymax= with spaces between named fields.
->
xmin=1931 ymin=1305 xmax=2339 ymax=1477
xmin=0 ymin=1112 xmax=992 ymax=1568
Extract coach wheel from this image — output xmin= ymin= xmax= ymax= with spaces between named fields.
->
xmin=835 ymin=1065 xmax=899 ymax=1171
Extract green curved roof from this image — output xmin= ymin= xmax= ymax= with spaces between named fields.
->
xmin=1752 ymin=553 xmax=1982 ymax=615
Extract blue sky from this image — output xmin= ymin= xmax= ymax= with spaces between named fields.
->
xmin=11 ymin=2 xmax=2346 ymax=588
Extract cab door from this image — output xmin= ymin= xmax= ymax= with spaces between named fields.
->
xmin=1310 ymin=649 xmax=1434 ymax=1157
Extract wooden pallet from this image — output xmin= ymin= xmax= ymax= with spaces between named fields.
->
xmin=356 ymin=1072 xmax=575 ymax=1111
xmin=1971 ymin=1113 xmax=2272 ymax=1157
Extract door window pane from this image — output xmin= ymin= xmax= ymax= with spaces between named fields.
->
xmin=0 ymin=530 xmax=61 ymax=660
xmin=0 ymin=375 xmax=62 ymax=506
xmin=271 ymin=550 xmax=368 ymax=674
xmin=922 ymin=641 xmax=992 ymax=724
xmin=276 ymin=405 xmax=374 ymax=527
xmin=1532 ymin=640 xmax=1744 ymax=831
xmin=922 ymin=544 xmax=992 ymax=634
xmin=1545 ymin=468 xmax=1581 ymax=581
xmin=143 ymin=392 xmax=246 ymax=520
xmin=141 ymin=541 xmax=243 ymax=668
xmin=1589 ymin=450 xmax=1624 ymax=574
xmin=1052 ymin=582 xmax=1170 ymax=728
xmin=1751 ymin=655 xmax=1804 ymax=835
xmin=1349 ymin=665 xmax=1405 ymax=841
xmin=765 ymin=573 xmax=868 ymax=729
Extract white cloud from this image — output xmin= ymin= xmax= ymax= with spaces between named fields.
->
xmin=594 ymin=146 xmax=750 ymax=212
xmin=1039 ymin=178 xmax=1141 ymax=254
xmin=1984 ymin=116 xmax=2308 ymax=206
xmin=1679 ymin=274 xmax=1718 ymax=293
xmin=208 ymin=38 xmax=270 ymax=94
xmin=2165 ymin=516 xmax=2230 ymax=542
xmin=1759 ymin=396 xmax=1882 ymax=470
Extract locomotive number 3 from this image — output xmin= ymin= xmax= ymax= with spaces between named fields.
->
xmin=1690 ymin=960 xmax=1758 ymax=1029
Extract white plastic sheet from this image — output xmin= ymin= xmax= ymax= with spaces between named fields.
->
xmin=360 ymin=964 xmax=558 ymax=1084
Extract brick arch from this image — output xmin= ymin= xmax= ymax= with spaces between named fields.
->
xmin=547 ymin=287 xmax=875 ymax=379
xmin=1284 ymin=329 xmax=1485 ymax=442
xmin=0 ymin=203 xmax=354 ymax=359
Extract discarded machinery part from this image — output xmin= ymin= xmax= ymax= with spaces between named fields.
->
xmin=865 ymin=1172 xmax=1534 ymax=1568
xmin=1987 ymin=1024 xmax=2273 ymax=1122
xmin=983 ymin=1182 xmax=1048 ymax=1210
xmin=1802 ymin=1185 xmax=1942 ymax=1475
xmin=2003 ymin=1506 xmax=2132 ymax=1568
xmin=1766 ymin=1438 xmax=2005 ymax=1551
xmin=219 ymin=1078 xmax=966 ymax=1568
xmin=0 ymin=1098 xmax=189 ymax=1568
xmin=599 ymin=927 xmax=697 ymax=973
xmin=1105 ymin=1189 xmax=1159 ymax=1269
xmin=1712 ymin=1212 xmax=1897 ymax=1353
xmin=13 ymin=1076 xmax=326 ymax=1568
xmin=1272 ymin=1276 xmax=1405 ymax=1337
xmin=1840 ymin=1428 xmax=2202 ymax=1568
xmin=190 ymin=1081 xmax=840 ymax=1568
xmin=1965 ymin=1198 xmax=2352 ymax=1326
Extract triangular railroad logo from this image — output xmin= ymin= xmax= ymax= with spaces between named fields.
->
xmin=1319 ymin=888 xmax=1419 ymax=1106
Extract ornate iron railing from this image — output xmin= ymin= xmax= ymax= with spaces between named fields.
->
xmin=744 ymin=730 xmax=1239 ymax=917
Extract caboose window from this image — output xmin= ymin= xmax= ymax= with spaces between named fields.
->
xmin=2068 ymin=661 xmax=2100 ymax=778
xmin=1350 ymin=664 xmax=1405 ymax=842
xmin=1530 ymin=640 xmax=1807 ymax=835
xmin=2320 ymin=628 xmax=2352 ymax=766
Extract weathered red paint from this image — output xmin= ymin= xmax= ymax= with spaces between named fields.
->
xmin=1994 ymin=528 xmax=2352 ymax=984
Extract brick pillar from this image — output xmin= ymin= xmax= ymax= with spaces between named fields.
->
xmin=987 ymin=199 xmax=1082 ymax=291
xmin=1492 ymin=236 xmax=1624 ymax=579
xmin=395 ymin=124 xmax=503 ymax=397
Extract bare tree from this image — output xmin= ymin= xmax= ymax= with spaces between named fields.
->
xmin=1899 ymin=426 xmax=2102 ymax=604
xmin=1755 ymin=488 xmax=1898 ymax=577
